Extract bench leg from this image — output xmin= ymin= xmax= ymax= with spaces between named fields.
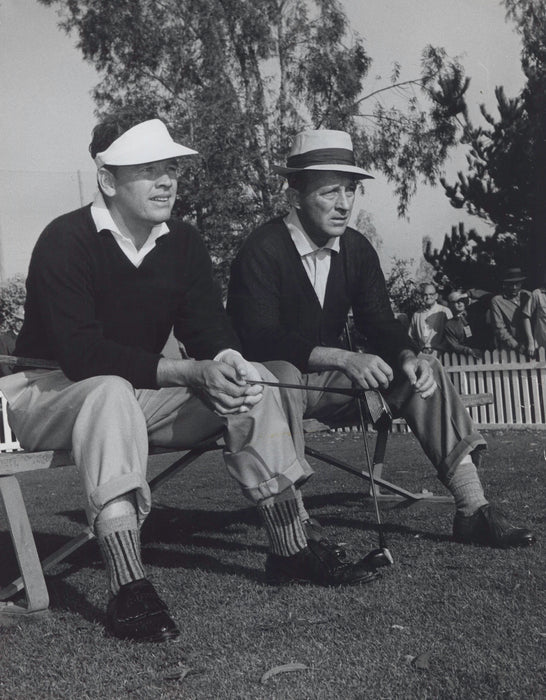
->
xmin=0 ymin=476 xmax=50 ymax=618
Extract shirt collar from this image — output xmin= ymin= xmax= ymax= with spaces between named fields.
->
xmin=90 ymin=191 xmax=170 ymax=242
xmin=284 ymin=208 xmax=340 ymax=258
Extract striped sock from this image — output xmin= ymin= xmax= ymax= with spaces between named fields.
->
xmin=448 ymin=455 xmax=489 ymax=517
xmin=295 ymin=489 xmax=310 ymax=524
xmin=258 ymin=492 xmax=307 ymax=557
xmin=95 ymin=514 xmax=145 ymax=595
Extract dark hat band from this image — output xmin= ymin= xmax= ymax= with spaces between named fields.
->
xmin=286 ymin=147 xmax=355 ymax=169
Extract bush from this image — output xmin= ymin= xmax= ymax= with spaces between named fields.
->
xmin=0 ymin=274 xmax=26 ymax=334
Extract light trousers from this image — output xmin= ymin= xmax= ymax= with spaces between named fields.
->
xmin=0 ymin=363 xmax=313 ymax=527
xmin=266 ymin=355 xmax=487 ymax=485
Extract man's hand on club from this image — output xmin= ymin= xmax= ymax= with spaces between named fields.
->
xmin=343 ymin=351 xmax=394 ymax=391
xmin=194 ymin=350 xmax=263 ymax=414
xmin=156 ymin=352 xmax=263 ymax=415
xmin=400 ymin=354 xmax=437 ymax=399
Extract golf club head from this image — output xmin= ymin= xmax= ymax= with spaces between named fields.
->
xmin=360 ymin=547 xmax=394 ymax=569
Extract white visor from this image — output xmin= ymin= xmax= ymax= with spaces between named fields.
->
xmin=94 ymin=119 xmax=198 ymax=168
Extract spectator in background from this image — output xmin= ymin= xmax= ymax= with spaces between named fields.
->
xmin=490 ymin=268 xmax=532 ymax=355
xmin=408 ymin=283 xmax=452 ymax=355
xmin=444 ymin=290 xmax=485 ymax=359
xmin=522 ymin=276 xmax=546 ymax=355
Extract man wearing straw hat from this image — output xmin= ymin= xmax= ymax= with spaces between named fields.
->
xmin=0 ymin=117 xmax=379 ymax=644
xmin=228 ymin=129 xmax=535 ymax=553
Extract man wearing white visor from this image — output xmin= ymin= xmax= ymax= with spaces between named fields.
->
xmin=1 ymin=117 xmax=379 ymax=644
xmin=228 ymin=129 xmax=535 ymax=553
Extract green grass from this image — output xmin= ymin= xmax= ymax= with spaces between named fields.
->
xmin=1 ymin=430 xmax=544 ymax=699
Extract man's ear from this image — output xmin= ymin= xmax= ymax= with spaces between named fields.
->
xmin=97 ymin=167 xmax=117 ymax=197
xmin=286 ymin=186 xmax=301 ymax=210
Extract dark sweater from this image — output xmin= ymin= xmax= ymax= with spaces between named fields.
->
xmin=227 ymin=217 xmax=416 ymax=371
xmin=16 ymin=205 xmax=240 ymax=388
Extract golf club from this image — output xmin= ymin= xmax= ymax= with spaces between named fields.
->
xmin=343 ymin=324 xmax=393 ymax=567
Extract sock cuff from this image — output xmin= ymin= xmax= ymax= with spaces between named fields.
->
xmin=95 ymin=512 xmax=139 ymax=539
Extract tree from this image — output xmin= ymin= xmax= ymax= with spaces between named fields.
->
xmin=440 ymin=0 xmax=546 ymax=286
xmin=385 ymin=257 xmax=422 ymax=319
xmin=0 ymin=275 xmax=26 ymax=334
xmin=40 ymin=0 xmax=468 ymax=288
xmin=423 ymin=222 xmax=518 ymax=294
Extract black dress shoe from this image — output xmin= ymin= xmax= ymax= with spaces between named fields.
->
xmin=303 ymin=517 xmax=347 ymax=561
xmin=453 ymin=504 xmax=536 ymax=548
xmin=106 ymin=579 xmax=180 ymax=643
xmin=265 ymin=539 xmax=381 ymax=586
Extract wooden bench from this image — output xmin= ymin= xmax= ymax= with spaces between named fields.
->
xmin=0 ymin=392 xmax=493 ymax=621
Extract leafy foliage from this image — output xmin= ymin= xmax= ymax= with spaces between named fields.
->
xmin=385 ymin=257 xmax=422 ymax=318
xmin=0 ymin=274 xmax=26 ymax=334
xmin=40 ymin=0 xmax=468 ymax=288
xmin=423 ymin=222 xmax=520 ymax=294
xmin=440 ymin=0 xmax=546 ymax=286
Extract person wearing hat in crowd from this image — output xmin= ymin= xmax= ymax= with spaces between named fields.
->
xmin=490 ymin=267 xmax=532 ymax=355
xmin=444 ymin=290 xmax=490 ymax=358
xmin=408 ymin=282 xmax=452 ymax=355
xmin=0 ymin=117 xmax=381 ymax=644
xmin=522 ymin=274 xmax=546 ymax=355
xmin=228 ymin=128 xmax=535 ymax=556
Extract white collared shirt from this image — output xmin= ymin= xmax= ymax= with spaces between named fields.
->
xmin=90 ymin=192 xmax=170 ymax=267
xmin=284 ymin=208 xmax=340 ymax=307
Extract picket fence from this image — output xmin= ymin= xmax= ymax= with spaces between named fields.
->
xmin=439 ymin=346 xmax=546 ymax=429
xmin=0 ymin=347 xmax=544 ymax=452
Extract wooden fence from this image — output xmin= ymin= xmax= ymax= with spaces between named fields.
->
xmin=440 ymin=347 xmax=546 ymax=429
xmin=0 ymin=347 xmax=544 ymax=452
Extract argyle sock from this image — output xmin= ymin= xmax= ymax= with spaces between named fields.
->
xmin=95 ymin=513 xmax=145 ymax=595
xmin=295 ymin=488 xmax=310 ymax=524
xmin=258 ymin=490 xmax=307 ymax=557
xmin=447 ymin=454 xmax=489 ymax=517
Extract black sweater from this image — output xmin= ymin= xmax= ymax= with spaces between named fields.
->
xmin=227 ymin=217 xmax=416 ymax=371
xmin=16 ymin=205 xmax=240 ymax=388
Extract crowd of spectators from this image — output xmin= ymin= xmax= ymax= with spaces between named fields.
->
xmin=407 ymin=268 xmax=546 ymax=362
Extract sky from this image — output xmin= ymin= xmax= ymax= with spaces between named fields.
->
xmin=0 ymin=0 xmax=526 ymax=279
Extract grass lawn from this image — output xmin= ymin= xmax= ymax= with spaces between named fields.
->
xmin=0 ymin=429 xmax=544 ymax=699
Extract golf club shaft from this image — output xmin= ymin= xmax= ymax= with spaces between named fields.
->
xmin=343 ymin=325 xmax=389 ymax=553
xmin=246 ymin=379 xmax=362 ymax=397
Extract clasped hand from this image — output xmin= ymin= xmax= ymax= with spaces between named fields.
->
xmin=191 ymin=352 xmax=263 ymax=415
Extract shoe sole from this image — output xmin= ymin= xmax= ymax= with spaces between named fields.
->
xmin=265 ymin=570 xmax=381 ymax=587
xmin=107 ymin=626 xmax=181 ymax=643
xmin=452 ymin=534 xmax=536 ymax=548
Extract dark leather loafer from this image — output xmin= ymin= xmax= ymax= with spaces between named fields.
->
xmin=265 ymin=539 xmax=381 ymax=586
xmin=453 ymin=504 xmax=536 ymax=548
xmin=106 ymin=578 xmax=180 ymax=643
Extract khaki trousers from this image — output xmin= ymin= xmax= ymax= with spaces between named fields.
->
xmin=266 ymin=355 xmax=486 ymax=485
xmin=0 ymin=362 xmax=312 ymax=527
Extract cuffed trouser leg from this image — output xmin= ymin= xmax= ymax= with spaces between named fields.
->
xmin=4 ymin=371 xmax=150 ymax=528
xmin=265 ymin=359 xmax=487 ymax=486
xmin=139 ymin=362 xmax=313 ymax=504
xmin=386 ymin=355 xmax=487 ymax=483
xmin=2 ymin=364 xmax=314 ymax=524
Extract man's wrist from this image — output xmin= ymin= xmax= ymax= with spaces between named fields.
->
xmin=398 ymin=349 xmax=417 ymax=366
xmin=308 ymin=346 xmax=351 ymax=372
xmin=157 ymin=357 xmax=199 ymax=388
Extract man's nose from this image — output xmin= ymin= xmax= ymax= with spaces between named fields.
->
xmin=335 ymin=189 xmax=351 ymax=209
xmin=156 ymin=171 xmax=173 ymax=187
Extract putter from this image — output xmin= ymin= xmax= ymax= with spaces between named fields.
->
xmin=343 ymin=324 xmax=393 ymax=567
